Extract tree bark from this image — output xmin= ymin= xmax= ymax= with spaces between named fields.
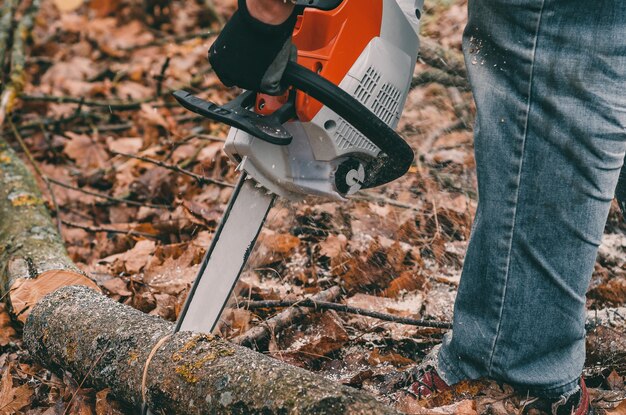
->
xmin=24 ymin=285 xmax=400 ymax=415
xmin=0 ymin=0 xmax=17 ymax=80
xmin=0 ymin=138 xmax=99 ymax=322
xmin=0 ymin=0 xmax=40 ymax=126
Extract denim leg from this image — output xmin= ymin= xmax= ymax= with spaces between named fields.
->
xmin=437 ymin=0 xmax=626 ymax=398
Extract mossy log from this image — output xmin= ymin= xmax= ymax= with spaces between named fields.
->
xmin=24 ymin=286 xmax=400 ymax=415
xmin=0 ymin=0 xmax=40 ymax=126
xmin=0 ymin=0 xmax=17 ymax=83
xmin=0 ymin=137 xmax=99 ymax=322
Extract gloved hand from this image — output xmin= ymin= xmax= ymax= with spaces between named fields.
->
xmin=208 ymin=0 xmax=297 ymax=95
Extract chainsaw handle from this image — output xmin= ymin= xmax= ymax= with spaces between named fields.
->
xmin=283 ymin=61 xmax=414 ymax=188
xmin=294 ymin=0 xmax=343 ymax=10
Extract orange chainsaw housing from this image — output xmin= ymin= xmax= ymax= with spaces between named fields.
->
xmin=256 ymin=0 xmax=383 ymax=122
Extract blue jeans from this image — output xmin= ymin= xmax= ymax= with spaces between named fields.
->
xmin=437 ymin=0 xmax=626 ymax=399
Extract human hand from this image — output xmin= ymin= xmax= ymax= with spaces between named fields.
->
xmin=208 ymin=0 xmax=297 ymax=95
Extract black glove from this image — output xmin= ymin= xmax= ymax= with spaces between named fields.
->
xmin=208 ymin=0 xmax=297 ymax=95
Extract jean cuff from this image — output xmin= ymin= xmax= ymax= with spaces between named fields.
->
xmin=523 ymin=377 xmax=581 ymax=400
xmin=436 ymin=343 xmax=466 ymax=386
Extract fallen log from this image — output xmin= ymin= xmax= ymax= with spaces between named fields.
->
xmin=0 ymin=0 xmax=40 ymax=126
xmin=0 ymin=0 xmax=17 ymax=82
xmin=0 ymin=137 xmax=98 ymax=322
xmin=24 ymin=285 xmax=400 ymax=415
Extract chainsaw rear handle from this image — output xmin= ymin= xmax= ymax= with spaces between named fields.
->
xmin=283 ymin=61 xmax=414 ymax=188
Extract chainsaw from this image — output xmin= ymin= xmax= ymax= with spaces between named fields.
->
xmin=173 ymin=0 xmax=423 ymax=334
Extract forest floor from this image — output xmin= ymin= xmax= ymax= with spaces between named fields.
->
xmin=0 ymin=0 xmax=624 ymax=413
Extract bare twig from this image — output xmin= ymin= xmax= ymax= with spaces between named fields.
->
xmin=63 ymin=340 xmax=112 ymax=415
xmin=419 ymin=37 xmax=467 ymax=79
xmin=447 ymin=86 xmax=473 ymax=128
xmin=21 ymin=94 xmax=147 ymax=110
xmin=418 ymin=119 xmax=466 ymax=154
xmin=111 ymin=150 xmax=234 ymax=188
xmin=411 ymin=68 xmax=469 ymax=91
xmin=121 ymin=29 xmax=219 ymax=51
xmin=202 ymin=0 xmax=224 ymax=25
xmin=47 ymin=177 xmax=171 ymax=210
xmin=353 ymin=191 xmax=422 ymax=212
xmin=61 ymin=220 xmax=158 ymax=239
xmin=233 ymin=287 xmax=343 ymax=347
xmin=155 ymin=56 xmax=171 ymax=96
xmin=242 ymin=298 xmax=452 ymax=330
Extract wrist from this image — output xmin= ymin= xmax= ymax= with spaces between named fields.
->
xmin=246 ymin=0 xmax=295 ymax=25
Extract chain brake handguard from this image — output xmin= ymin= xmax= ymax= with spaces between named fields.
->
xmin=173 ymin=90 xmax=296 ymax=146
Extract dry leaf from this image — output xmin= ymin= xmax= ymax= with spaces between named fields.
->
xmin=318 ymin=234 xmax=347 ymax=259
xmin=277 ymin=311 xmax=349 ymax=366
xmin=63 ymin=132 xmax=108 ymax=170
xmin=382 ymin=271 xmax=427 ymax=298
xmin=0 ymin=366 xmax=34 ymax=415
xmin=89 ymin=0 xmax=121 ymax=17
xmin=106 ymin=137 xmax=143 ymax=155
xmin=0 ymin=304 xmax=17 ymax=347
xmin=254 ymin=232 xmax=301 ymax=266
xmin=100 ymin=239 xmax=156 ymax=275
xmin=101 ymin=278 xmax=131 ymax=297
xmin=368 ymin=348 xmax=414 ymax=368
xmin=140 ymin=104 xmax=169 ymax=129
xmin=607 ymin=400 xmax=626 ymax=415
xmin=607 ymin=370 xmax=625 ymax=391
xmin=123 ymin=240 xmax=156 ymax=274
xmin=95 ymin=389 xmax=126 ymax=415
xmin=54 ymin=0 xmax=83 ymax=12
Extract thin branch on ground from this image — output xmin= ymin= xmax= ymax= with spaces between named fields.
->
xmin=203 ymin=0 xmax=224 ymax=25
xmin=419 ymin=37 xmax=467 ymax=79
xmin=121 ymin=30 xmax=220 ymax=51
xmin=233 ymin=287 xmax=343 ymax=347
xmin=21 ymin=94 xmax=148 ymax=110
xmin=155 ymin=56 xmax=171 ymax=96
xmin=62 ymin=339 xmax=112 ymax=415
xmin=47 ymin=177 xmax=171 ymax=210
xmin=353 ymin=191 xmax=421 ymax=212
xmin=418 ymin=119 xmax=467 ymax=154
xmin=61 ymin=220 xmax=158 ymax=238
xmin=111 ymin=150 xmax=234 ymax=188
xmin=412 ymin=68 xmax=470 ymax=91
xmin=242 ymin=298 xmax=452 ymax=329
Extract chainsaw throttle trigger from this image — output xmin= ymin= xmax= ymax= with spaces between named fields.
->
xmin=173 ymin=90 xmax=294 ymax=146
xmin=294 ymin=0 xmax=343 ymax=10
